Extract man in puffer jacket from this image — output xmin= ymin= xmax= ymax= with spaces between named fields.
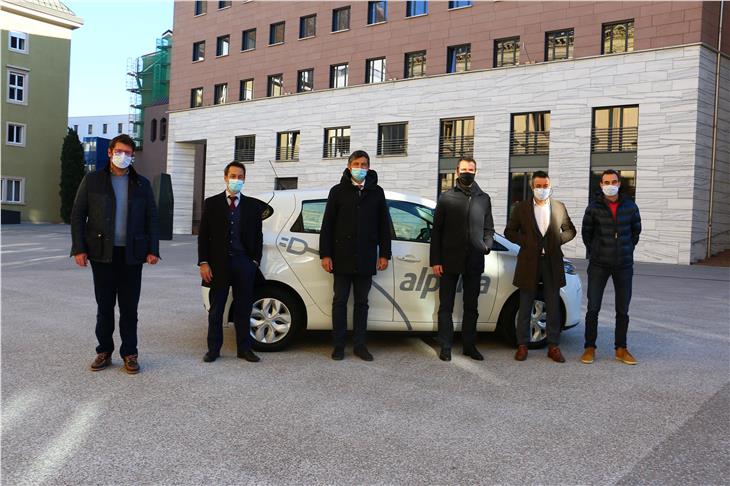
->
xmin=581 ymin=169 xmax=641 ymax=365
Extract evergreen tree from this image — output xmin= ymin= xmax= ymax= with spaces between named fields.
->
xmin=59 ymin=128 xmax=86 ymax=223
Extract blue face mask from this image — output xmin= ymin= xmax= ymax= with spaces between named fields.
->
xmin=228 ymin=179 xmax=244 ymax=193
xmin=351 ymin=168 xmax=368 ymax=182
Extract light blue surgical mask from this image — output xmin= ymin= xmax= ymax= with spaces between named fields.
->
xmin=533 ymin=187 xmax=551 ymax=201
xmin=228 ymin=179 xmax=244 ymax=193
xmin=602 ymin=185 xmax=619 ymax=197
xmin=111 ymin=152 xmax=133 ymax=169
xmin=351 ymin=168 xmax=368 ymax=182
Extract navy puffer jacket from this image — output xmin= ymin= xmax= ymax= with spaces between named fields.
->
xmin=582 ymin=194 xmax=641 ymax=268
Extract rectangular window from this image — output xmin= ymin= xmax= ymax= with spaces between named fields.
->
xmin=494 ymin=37 xmax=520 ymax=67
xmin=267 ymin=74 xmax=283 ymax=97
xmin=447 ymin=44 xmax=470 ymax=73
xmin=8 ymin=31 xmax=28 ymax=53
xmin=439 ymin=118 xmax=474 ymax=158
xmin=330 ymin=63 xmax=349 ymax=88
xmin=300 ymin=14 xmax=316 ymax=39
xmin=448 ymin=1 xmax=471 ymax=8
xmin=323 ymin=127 xmax=351 ymax=158
xmin=276 ymin=131 xmax=300 ymax=161
xmin=118 ymin=122 xmax=123 ymax=134
xmin=404 ymin=50 xmax=426 ymax=78
xmin=366 ymin=58 xmax=386 ymax=83
xmin=242 ymin=28 xmax=256 ymax=50
xmin=216 ymin=35 xmax=230 ymax=56
xmin=214 ymin=83 xmax=228 ymax=104
xmin=234 ymin=135 xmax=256 ymax=162
xmin=275 ymin=177 xmax=298 ymax=190
xmin=191 ymin=87 xmax=204 ymax=107
xmin=239 ymin=79 xmax=254 ymax=100
xmin=406 ymin=1 xmax=428 ymax=17
xmin=377 ymin=122 xmax=408 ymax=156
xmin=218 ymin=0 xmax=231 ymax=9
xmin=368 ymin=1 xmax=388 ymax=24
xmin=74 ymin=124 xmax=79 ymax=132
xmin=510 ymin=112 xmax=550 ymax=155
xmin=297 ymin=69 xmax=314 ymax=92
xmin=87 ymin=124 xmax=93 ymax=135
xmin=6 ymin=123 xmax=25 ymax=146
xmin=591 ymin=105 xmax=638 ymax=153
xmin=602 ymin=20 xmax=634 ymax=54
xmin=545 ymin=28 xmax=574 ymax=61
xmin=7 ymin=70 xmax=27 ymax=104
xmin=194 ymin=0 xmax=207 ymax=16
xmin=102 ymin=123 xmax=108 ymax=134
xmin=332 ymin=6 xmax=351 ymax=32
xmin=1 ymin=178 xmax=24 ymax=203
xmin=270 ymin=22 xmax=285 ymax=45
xmin=192 ymin=41 xmax=205 ymax=61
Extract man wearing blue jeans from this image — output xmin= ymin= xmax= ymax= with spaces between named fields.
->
xmin=581 ymin=169 xmax=642 ymax=365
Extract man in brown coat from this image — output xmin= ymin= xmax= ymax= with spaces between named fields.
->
xmin=504 ymin=171 xmax=576 ymax=362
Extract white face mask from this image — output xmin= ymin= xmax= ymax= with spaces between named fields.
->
xmin=533 ymin=187 xmax=551 ymax=201
xmin=602 ymin=185 xmax=619 ymax=197
xmin=111 ymin=152 xmax=133 ymax=169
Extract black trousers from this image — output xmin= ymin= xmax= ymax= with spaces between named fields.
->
xmin=516 ymin=256 xmax=561 ymax=346
xmin=437 ymin=273 xmax=481 ymax=350
xmin=207 ymin=255 xmax=257 ymax=354
xmin=90 ymin=246 xmax=143 ymax=357
xmin=332 ymin=273 xmax=372 ymax=348
xmin=584 ymin=263 xmax=633 ymax=349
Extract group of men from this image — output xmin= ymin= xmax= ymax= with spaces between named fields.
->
xmin=71 ymin=138 xmax=641 ymax=373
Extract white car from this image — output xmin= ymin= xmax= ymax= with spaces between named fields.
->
xmin=202 ymin=190 xmax=582 ymax=351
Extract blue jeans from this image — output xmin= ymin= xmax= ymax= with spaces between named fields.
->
xmin=584 ymin=263 xmax=633 ymax=349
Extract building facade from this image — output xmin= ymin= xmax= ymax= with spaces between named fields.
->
xmin=68 ymin=114 xmax=130 ymax=139
xmin=166 ymin=0 xmax=729 ymax=264
xmin=1 ymin=0 xmax=83 ymax=222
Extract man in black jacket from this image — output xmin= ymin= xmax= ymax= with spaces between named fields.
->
xmin=581 ymin=169 xmax=641 ymax=365
xmin=430 ymin=157 xmax=494 ymax=362
xmin=198 ymin=161 xmax=264 ymax=363
xmin=320 ymin=150 xmax=392 ymax=361
xmin=71 ymin=134 xmax=160 ymax=374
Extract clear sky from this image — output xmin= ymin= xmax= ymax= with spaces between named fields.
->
xmin=66 ymin=0 xmax=174 ymax=117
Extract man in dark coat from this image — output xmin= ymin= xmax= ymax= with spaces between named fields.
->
xmin=430 ymin=157 xmax=494 ymax=362
xmin=580 ymin=169 xmax=641 ymax=365
xmin=198 ymin=161 xmax=264 ymax=363
xmin=504 ymin=170 xmax=576 ymax=363
xmin=71 ymin=134 xmax=160 ymax=374
xmin=319 ymin=150 xmax=392 ymax=361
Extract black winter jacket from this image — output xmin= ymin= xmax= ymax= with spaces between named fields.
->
xmin=70 ymin=165 xmax=160 ymax=265
xmin=582 ymin=194 xmax=641 ymax=268
xmin=430 ymin=182 xmax=494 ymax=274
xmin=319 ymin=169 xmax=392 ymax=275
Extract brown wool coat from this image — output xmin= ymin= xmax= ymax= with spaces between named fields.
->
xmin=504 ymin=198 xmax=577 ymax=290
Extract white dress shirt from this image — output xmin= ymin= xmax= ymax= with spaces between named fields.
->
xmin=533 ymin=198 xmax=551 ymax=236
xmin=226 ymin=190 xmax=241 ymax=207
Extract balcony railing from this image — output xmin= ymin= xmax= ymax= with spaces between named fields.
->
xmin=323 ymin=139 xmax=350 ymax=158
xmin=377 ymin=138 xmax=408 ymax=156
xmin=234 ymin=148 xmax=255 ymax=162
xmin=276 ymin=146 xmax=299 ymax=161
xmin=591 ymin=127 xmax=638 ymax=153
xmin=510 ymin=131 xmax=550 ymax=155
xmin=439 ymin=135 xmax=474 ymax=158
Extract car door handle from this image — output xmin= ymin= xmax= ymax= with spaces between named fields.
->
xmin=396 ymin=255 xmax=421 ymax=263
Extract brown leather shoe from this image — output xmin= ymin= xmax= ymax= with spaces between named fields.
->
xmin=514 ymin=345 xmax=528 ymax=361
xmin=90 ymin=352 xmax=111 ymax=371
xmin=615 ymin=347 xmax=637 ymax=365
xmin=122 ymin=355 xmax=140 ymax=374
xmin=547 ymin=345 xmax=566 ymax=363
xmin=580 ymin=347 xmax=595 ymax=364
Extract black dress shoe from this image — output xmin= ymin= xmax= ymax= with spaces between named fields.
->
xmin=439 ymin=348 xmax=452 ymax=361
xmin=331 ymin=346 xmax=344 ymax=360
xmin=463 ymin=347 xmax=484 ymax=361
xmin=203 ymin=352 xmax=219 ymax=363
xmin=354 ymin=346 xmax=374 ymax=361
xmin=237 ymin=349 xmax=260 ymax=362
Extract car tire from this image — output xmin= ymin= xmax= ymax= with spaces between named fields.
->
xmin=497 ymin=290 xmax=564 ymax=349
xmin=248 ymin=285 xmax=304 ymax=351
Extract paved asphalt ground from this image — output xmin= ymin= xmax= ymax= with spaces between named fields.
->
xmin=2 ymin=224 xmax=728 ymax=485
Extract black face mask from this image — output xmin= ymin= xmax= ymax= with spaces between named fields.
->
xmin=458 ymin=172 xmax=475 ymax=186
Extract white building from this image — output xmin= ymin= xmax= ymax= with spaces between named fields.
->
xmin=68 ymin=114 xmax=130 ymax=139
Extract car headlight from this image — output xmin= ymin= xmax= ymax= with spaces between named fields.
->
xmin=563 ymin=260 xmax=576 ymax=275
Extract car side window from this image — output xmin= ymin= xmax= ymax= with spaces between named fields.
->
xmin=290 ymin=199 xmax=327 ymax=233
xmin=388 ymin=200 xmax=433 ymax=243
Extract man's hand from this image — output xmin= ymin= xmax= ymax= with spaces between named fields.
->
xmin=74 ymin=253 xmax=88 ymax=267
xmin=146 ymin=254 xmax=159 ymax=265
xmin=200 ymin=263 xmax=213 ymax=283
xmin=377 ymin=257 xmax=388 ymax=271
xmin=432 ymin=265 xmax=444 ymax=277
xmin=321 ymin=257 xmax=333 ymax=273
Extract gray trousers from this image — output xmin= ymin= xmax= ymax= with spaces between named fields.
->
xmin=517 ymin=256 xmax=561 ymax=346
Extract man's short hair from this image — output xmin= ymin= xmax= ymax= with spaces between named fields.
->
xmin=348 ymin=150 xmax=370 ymax=166
xmin=531 ymin=170 xmax=550 ymax=186
xmin=109 ymin=134 xmax=136 ymax=152
xmin=601 ymin=169 xmax=621 ymax=182
xmin=457 ymin=156 xmax=477 ymax=170
xmin=224 ymin=161 xmax=246 ymax=176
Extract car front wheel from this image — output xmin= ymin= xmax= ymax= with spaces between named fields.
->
xmin=249 ymin=286 xmax=304 ymax=351
xmin=498 ymin=292 xmax=564 ymax=349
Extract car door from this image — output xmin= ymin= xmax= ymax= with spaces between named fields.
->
xmin=277 ymin=198 xmax=394 ymax=324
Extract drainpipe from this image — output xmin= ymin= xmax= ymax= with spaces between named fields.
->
xmin=707 ymin=0 xmax=725 ymax=259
